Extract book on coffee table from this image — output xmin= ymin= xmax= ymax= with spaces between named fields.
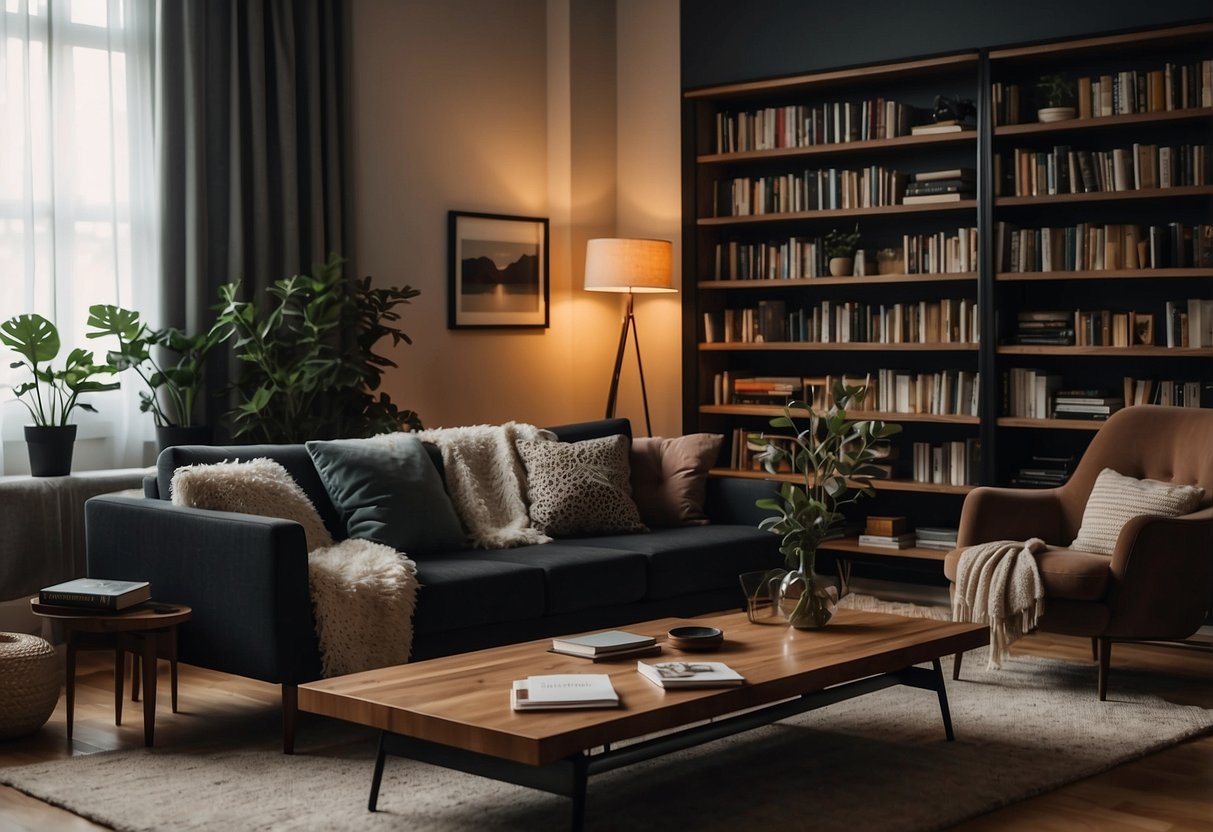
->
xmin=510 ymin=674 xmax=621 ymax=710
xmin=550 ymin=629 xmax=656 ymax=657
xmin=637 ymin=661 xmax=745 ymax=689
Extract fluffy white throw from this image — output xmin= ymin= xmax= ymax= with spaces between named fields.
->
xmin=952 ymin=537 xmax=1046 ymax=670
xmin=416 ymin=421 xmax=554 ymax=548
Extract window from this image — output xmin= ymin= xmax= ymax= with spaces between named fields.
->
xmin=0 ymin=0 xmax=157 ymax=472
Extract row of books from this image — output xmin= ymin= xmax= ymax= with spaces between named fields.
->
xmin=995 ymin=222 xmax=1213 ymax=272
xmin=997 ymin=143 xmax=1209 ymax=197
xmin=871 ymin=368 xmax=980 ymax=417
xmin=709 ymin=227 xmax=978 ymax=281
xmin=712 ymin=98 xmax=918 ymax=154
xmin=911 ymin=440 xmax=980 ymax=487
xmin=902 ymin=168 xmax=975 ymax=205
xmin=1164 ymin=300 xmax=1213 ymax=349
xmin=1124 ymin=377 xmax=1211 ymax=408
xmin=1011 ymin=455 xmax=1075 ymax=488
xmin=711 ymin=372 xmax=877 ymax=409
xmin=1013 ymin=308 xmax=1159 ymax=348
xmin=857 ymin=517 xmax=960 ymax=551
xmin=703 ymin=298 xmax=979 ymax=345
xmin=1004 ymin=370 xmax=1086 ymax=419
xmin=714 ymin=166 xmax=904 ymax=216
xmin=991 ymin=60 xmax=1213 ymax=126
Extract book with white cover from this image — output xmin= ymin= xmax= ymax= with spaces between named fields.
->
xmin=636 ymin=661 xmax=745 ymax=689
xmin=550 ymin=630 xmax=656 ymax=657
xmin=511 ymin=674 xmax=620 ymax=710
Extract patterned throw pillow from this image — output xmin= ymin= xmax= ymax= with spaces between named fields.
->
xmin=1071 ymin=467 xmax=1204 ymax=555
xmin=516 ymin=434 xmax=646 ymax=537
xmin=630 ymin=434 xmax=723 ymax=527
xmin=171 ymin=458 xmax=334 ymax=552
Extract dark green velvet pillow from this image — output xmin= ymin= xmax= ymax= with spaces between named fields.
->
xmin=306 ymin=434 xmax=466 ymax=553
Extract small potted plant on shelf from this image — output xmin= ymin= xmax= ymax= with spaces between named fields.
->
xmin=751 ymin=379 xmax=901 ymax=629
xmin=0 ymin=314 xmax=120 ymax=476
xmin=824 ymin=225 xmax=861 ymax=277
xmin=86 ymin=305 xmax=220 ymax=451
xmin=1036 ymin=74 xmax=1076 ymax=123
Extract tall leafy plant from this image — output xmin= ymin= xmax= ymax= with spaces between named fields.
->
xmin=0 ymin=314 xmax=119 ymax=426
xmin=211 ymin=253 xmax=422 ymax=442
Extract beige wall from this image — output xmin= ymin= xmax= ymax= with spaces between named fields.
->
xmin=350 ymin=0 xmax=681 ymax=435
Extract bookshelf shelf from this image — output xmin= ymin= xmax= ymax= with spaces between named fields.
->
xmin=700 ymin=342 xmax=980 ymax=352
xmin=819 ymin=537 xmax=950 ymax=562
xmin=992 ymin=106 xmax=1213 ymax=137
xmin=996 ymin=417 xmax=1105 ymax=431
xmin=996 ymin=184 xmax=1213 ymax=207
xmin=996 ymin=268 xmax=1213 ymax=281
xmin=998 ymin=345 xmax=1213 ymax=357
xmin=698 ymin=201 xmax=978 ymax=226
xmin=707 ymin=468 xmax=975 ymax=495
xmin=700 ymin=404 xmax=979 ymax=424
xmin=699 ymin=272 xmax=977 ymax=289
xmin=697 ymin=131 xmax=975 ymax=165
xmin=988 ymin=22 xmax=1213 ymax=63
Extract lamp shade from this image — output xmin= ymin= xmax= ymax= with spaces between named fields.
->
xmin=583 ymin=238 xmax=676 ymax=293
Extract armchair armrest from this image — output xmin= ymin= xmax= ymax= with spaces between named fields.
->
xmin=956 ymin=486 xmax=1067 ymax=548
xmin=85 ymin=494 xmax=323 ymax=685
xmin=1105 ymin=506 xmax=1213 ymax=639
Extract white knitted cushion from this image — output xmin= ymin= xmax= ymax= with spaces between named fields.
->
xmin=1071 ymin=468 xmax=1204 ymax=555
xmin=171 ymin=458 xmax=334 ymax=552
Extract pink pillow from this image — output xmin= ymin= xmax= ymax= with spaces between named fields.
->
xmin=630 ymin=434 xmax=723 ymax=527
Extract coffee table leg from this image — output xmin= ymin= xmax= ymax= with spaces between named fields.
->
xmin=368 ymin=732 xmax=388 ymax=812
xmin=114 ymin=646 xmax=125 ymax=726
xmin=932 ymin=658 xmax=955 ymax=741
xmin=569 ymin=754 xmax=588 ymax=832
xmin=65 ymin=632 xmax=77 ymax=741
xmin=141 ymin=634 xmax=158 ymax=746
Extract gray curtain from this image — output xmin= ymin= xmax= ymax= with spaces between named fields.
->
xmin=156 ymin=0 xmax=349 ymax=431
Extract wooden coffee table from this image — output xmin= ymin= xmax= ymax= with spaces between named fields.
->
xmin=300 ymin=608 xmax=986 ymax=830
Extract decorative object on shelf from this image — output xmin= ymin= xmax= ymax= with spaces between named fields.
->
xmin=584 ymin=237 xmax=676 ymax=436
xmin=0 ymin=313 xmax=119 ymax=476
xmin=1035 ymin=73 xmax=1076 ymax=122
xmin=931 ymin=94 xmax=977 ymax=126
xmin=0 ymin=632 xmax=60 ymax=739
xmin=211 ymin=253 xmax=422 ymax=443
xmin=753 ymin=380 xmax=901 ymax=628
xmin=86 ymin=305 xmax=219 ymax=451
xmin=448 ymin=211 xmax=549 ymax=329
xmin=824 ymin=225 xmax=860 ymax=277
xmin=876 ymin=248 xmax=904 ymax=275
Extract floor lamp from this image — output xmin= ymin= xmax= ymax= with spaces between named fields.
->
xmin=583 ymin=238 xmax=676 ymax=436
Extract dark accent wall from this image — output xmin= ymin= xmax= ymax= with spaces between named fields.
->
xmin=680 ymin=0 xmax=1211 ymax=89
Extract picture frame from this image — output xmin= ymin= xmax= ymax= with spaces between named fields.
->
xmin=448 ymin=211 xmax=549 ymax=329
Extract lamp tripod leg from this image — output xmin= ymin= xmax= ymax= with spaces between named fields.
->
xmin=630 ymin=306 xmax=652 ymax=436
xmin=604 ymin=296 xmax=632 ymax=421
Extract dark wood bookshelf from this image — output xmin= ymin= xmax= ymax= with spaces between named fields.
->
xmin=996 ymin=184 xmax=1213 ymax=207
xmin=700 ymin=404 xmax=979 ymax=424
xmin=697 ymin=131 xmax=975 ymax=165
xmin=819 ymin=537 xmax=951 ymax=562
xmin=698 ymin=201 xmax=978 ymax=226
xmin=700 ymin=342 xmax=980 ymax=352
xmin=998 ymin=345 xmax=1213 ymax=357
xmin=993 ymin=107 xmax=1213 ymax=137
xmin=707 ymin=468 xmax=975 ymax=496
xmin=996 ymin=268 xmax=1212 ymax=281
xmin=996 ymin=417 xmax=1105 ymax=431
xmin=699 ymin=272 xmax=977 ymax=289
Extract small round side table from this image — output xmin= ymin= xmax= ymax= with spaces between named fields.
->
xmin=30 ymin=600 xmax=192 ymax=747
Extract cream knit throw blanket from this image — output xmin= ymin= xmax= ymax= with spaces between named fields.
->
xmin=416 ymin=422 xmax=555 ymax=548
xmin=952 ymin=537 xmax=1046 ymax=670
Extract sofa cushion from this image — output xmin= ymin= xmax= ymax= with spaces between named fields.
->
xmin=305 ymin=434 xmax=465 ymax=553
xmin=1072 ymin=467 xmax=1204 ymax=555
xmin=410 ymin=557 xmax=547 ymax=635
xmin=579 ymin=525 xmax=782 ymax=600
xmin=517 ymin=434 xmax=646 ymax=537
xmin=170 ymin=458 xmax=333 ymax=552
xmin=630 ymin=434 xmax=723 ymax=527
xmin=483 ymin=544 xmax=648 ymax=614
xmin=944 ymin=543 xmax=1111 ymax=602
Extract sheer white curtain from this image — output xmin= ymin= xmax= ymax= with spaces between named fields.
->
xmin=0 ymin=0 xmax=157 ymax=474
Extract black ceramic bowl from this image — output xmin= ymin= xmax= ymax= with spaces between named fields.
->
xmin=666 ymin=625 xmax=724 ymax=650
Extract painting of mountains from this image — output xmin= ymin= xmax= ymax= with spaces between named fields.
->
xmin=459 ymin=239 xmax=540 ymax=313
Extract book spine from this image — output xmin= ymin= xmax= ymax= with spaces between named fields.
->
xmin=39 ymin=591 xmax=118 ymax=609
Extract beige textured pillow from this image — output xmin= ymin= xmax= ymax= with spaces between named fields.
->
xmin=517 ymin=434 xmax=646 ymax=537
xmin=1071 ymin=467 xmax=1204 ymax=555
xmin=630 ymin=434 xmax=723 ymax=527
xmin=171 ymin=458 xmax=334 ymax=552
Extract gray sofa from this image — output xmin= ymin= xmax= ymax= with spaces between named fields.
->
xmin=84 ymin=418 xmax=782 ymax=751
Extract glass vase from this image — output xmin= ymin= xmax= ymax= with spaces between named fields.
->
xmin=777 ymin=550 xmax=839 ymax=629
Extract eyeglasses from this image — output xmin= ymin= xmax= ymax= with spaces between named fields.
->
xmin=654 ymin=662 xmax=713 ymax=679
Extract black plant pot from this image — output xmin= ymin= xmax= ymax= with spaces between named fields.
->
xmin=25 ymin=424 xmax=77 ymax=477
xmin=155 ymin=425 xmax=214 ymax=455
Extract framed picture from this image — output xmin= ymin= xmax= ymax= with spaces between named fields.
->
xmin=448 ymin=211 xmax=549 ymax=329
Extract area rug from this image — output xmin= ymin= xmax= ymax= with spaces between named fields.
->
xmin=3 ymin=622 xmax=1211 ymax=831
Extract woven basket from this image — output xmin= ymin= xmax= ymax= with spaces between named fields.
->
xmin=0 ymin=633 xmax=61 ymax=740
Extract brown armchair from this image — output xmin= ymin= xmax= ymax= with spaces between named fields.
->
xmin=945 ymin=405 xmax=1213 ymax=699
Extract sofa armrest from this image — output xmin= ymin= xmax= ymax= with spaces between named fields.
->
xmin=955 ymin=486 xmax=1067 ymax=549
xmin=704 ymin=476 xmax=781 ymax=526
xmin=85 ymin=494 xmax=322 ymax=685
xmin=1105 ymin=506 xmax=1213 ymax=639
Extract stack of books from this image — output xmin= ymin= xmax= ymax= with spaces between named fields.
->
xmin=636 ymin=661 xmax=744 ymax=689
xmin=511 ymin=674 xmax=620 ymax=710
xmin=1053 ymin=390 xmax=1124 ymax=421
xmin=857 ymin=515 xmax=914 ymax=549
xmin=910 ymin=119 xmax=975 ymax=136
xmin=1015 ymin=311 xmax=1075 ymax=346
xmin=550 ymin=630 xmax=659 ymax=662
xmin=902 ymin=169 xmax=975 ymax=204
xmin=38 ymin=578 xmax=151 ymax=612
xmin=914 ymin=527 xmax=958 ymax=551
xmin=1011 ymin=455 xmax=1075 ymax=488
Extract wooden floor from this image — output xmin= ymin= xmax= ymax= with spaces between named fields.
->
xmin=0 ymin=632 xmax=1210 ymax=831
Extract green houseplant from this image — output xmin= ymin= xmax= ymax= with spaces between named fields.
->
xmin=752 ymin=380 xmax=901 ymax=628
xmin=86 ymin=305 xmax=220 ymax=447
xmin=0 ymin=313 xmax=119 ymax=475
xmin=824 ymin=225 xmax=861 ymax=276
xmin=210 ymin=253 xmax=423 ymax=443
xmin=1036 ymin=73 xmax=1076 ymax=122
